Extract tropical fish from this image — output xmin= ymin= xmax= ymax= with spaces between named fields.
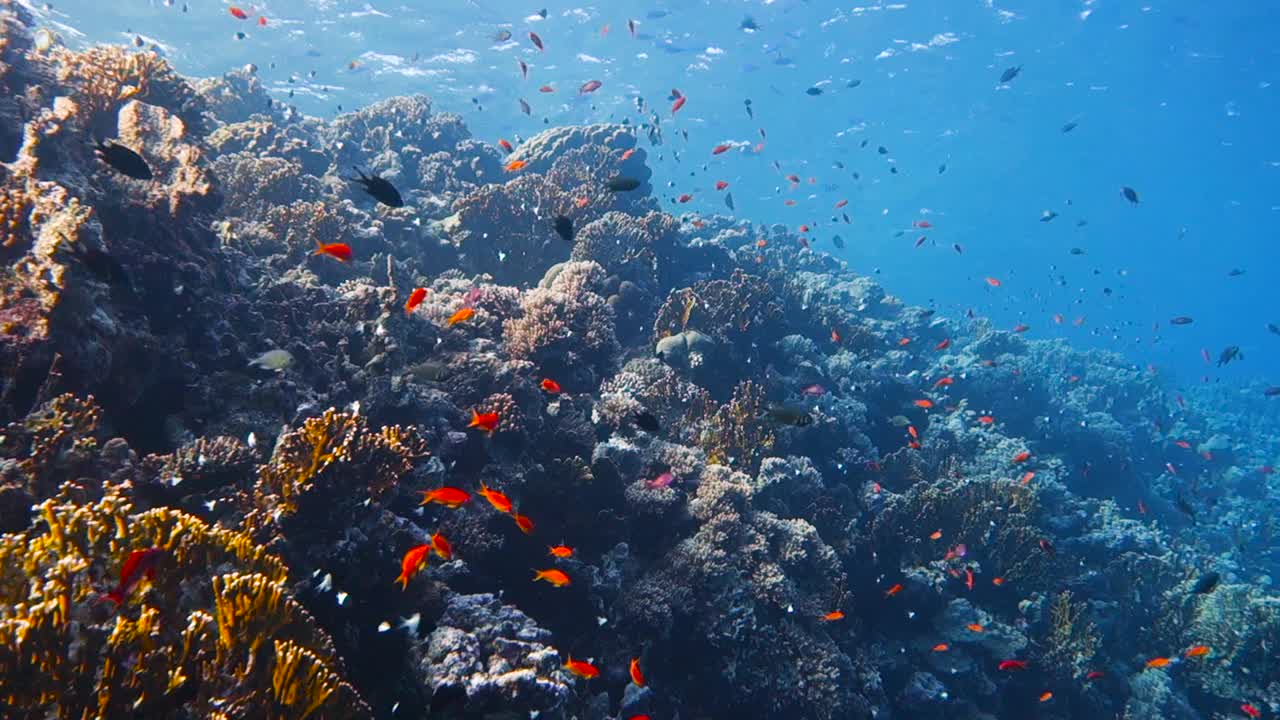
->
xmin=95 ymin=140 xmax=152 ymax=179
xmin=579 ymin=79 xmax=602 ymax=94
xmin=563 ymin=656 xmax=599 ymax=679
xmin=315 ymin=241 xmax=353 ymax=262
xmin=505 ymin=159 xmax=528 ymax=172
xmin=540 ymin=378 xmax=562 ymax=393
xmin=533 ymin=568 xmax=570 ymax=587
xmin=1011 ymin=451 xmax=1031 ymax=463
xmin=349 ymin=167 xmax=404 ymax=207
xmin=1184 ymin=645 xmax=1211 ymax=658
xmin=528 ymin=31 xmax=544 ymax=51
xmin=822 ymin=611 xmax=845 ymax=622
xmin=513 ymin=513 xmax=535 ymax=534
xmin=998 ymin=660 xmax=1028 ymax=671
xmin=999 ymin=65 xmax=1022 ymax=83
xmin=549 ymin=544 xmax=574 ymax=558
xmin=229 ymin=7 xmax=248 ymax=20
xmin=967 ymin=623 xmax=985 ymax=633
xmin=630 ymin=657 xmax=646 ymax=686
xmin=248 ymin=349 xmax=294 ymax=371
xmin=1145 ymin=657 xmax=1176 ymax=669
xmin=498 ymin=138 xmax=514 ymax=153
xmin=404 ymin=287 xmax=427 ymax=315
xmin=419 ymin=487 xmax=471 ymax=509
xmin=985 ymin=277 xmax=1002 ymax=287
xmin=885 ymin=583 xmax=903 ymax=597
xmin=553 ymin=215 xmax=574 ymax=243
xmin=395 ymin=544 xmax=431 ymax=590
xmin=935 ymin=339 xmax=951 ymax=350
xmin=766 ymin=403 xmax=813 ymax=427
xmin=468 ymin=409 xmax=500 ymax=433
xmin=430 ymin=532 xmax=453 ymax=560
xmin=646 ymin=471 xmax=676 ymax=489
xmin=446 ymin=307 xmax=475 ymax=326
xmin=914 ymin=399 xmax=934 ymax=409
xmin=1039 ymin=692 xmax=1053 ymax=703
xmin=102 ymin=547 xmax=165 ymax=605
xmin=607 ymin=176 xmax=642 ymax=192
xmin=1170 ymin=316 xmax=1194 ymax=325
xmin=671 ymin=95 xmax=687 ymax=114
xmin=932 ymin=643 xmax=950 ymax=652
xmin=475 ymin=483 xmax=513 ymax=515
xmin=1241 ymin=703 xmax=1262 ymax=718
xmin=1121 ymin=186 xmax=1140 ymax=204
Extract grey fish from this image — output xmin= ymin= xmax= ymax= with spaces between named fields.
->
xmin=1216 ymin=345 xmax=1242 ymax=367
xmin=607 ymin=176 xmax=642 ymax=192
xmin=1121 ymin=186 xmax=1140 ymax=204
xmin=724 ymin=192 xmax=735 ymax=211
xmin=805 ymin=86 xmax=824 ymax=96
xmin=1061 ymin=121 xmax=1078 ymax=133
xmin=999 ymin=65 xmax=1022 ymax=83
xmin=402 ymin=361 xmax=449 ymax=382
xmin=1268 ymin=323 xmax=1280 ymax=336
xmin=766 ymin=403 xmax=813 ymax=427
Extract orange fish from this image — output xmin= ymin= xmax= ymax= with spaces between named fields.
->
xmin=229 ymin=6 xmax=248 ymax=19
xmin=914 ymin=399 xmax=934 ymax=409
xmin=822 ymin=610 xmax=845 ymax=622
xmin=258 ymin=15 xmax=267 ymax=26
xmin=498 ymin=138 xmax=514 ymax=153
xmin=931 ymin=643 xmax=950 ymax=652
xmin=978 ymin=415 xmax=995 ymax=425
xmin=1020 ymin=471 xmax=1036 ymax=485
xmin=446 ymin=307 xmax=475 ymax=326
xmin=885 ymin=583 xmax=903 ymax=597
xmin=907 ymin=426 xmax=918 ymax=440
xmin=991 ymin=577 xmax=1005 ymax=586
xmin=712 ymin=144 xmax=732 ymax=155
xmin=935 ymin=338 xmax=952 ymax=350
xmin=539 ymin=85 xmax=555 ymax=93
xmin=1011 ymin=451 xmax=1031 ymax=463
xmin=563 ymin=656 xmax=599 ymax=679
xmin=102 ymin=547 xmax=165 ymax=606
xmin=620 ymin=148 xmax=637 ymax=161
xmin=395 ymin=544 xmax=431 ymax=590
xmin=468 ymin=409 xmax=500 ymax=433
xmin=1013 ymin=323 xmax=1030 ymax=333
xmin=420 ymin=487 xmax=471 ymax=509
xmin=985 ymin=277 xmax=1002 ymax=287
xmin=677 ymin=194 xmax=693 ymax=203
xmin=998 ymin=660 xmax=1028 ymax=671
xmin=898 ymin=337 xmax=912 ymax=346
xmin=404 ymin=287 xmax=428 ymax=315
xmin=1039 ymin=692 xmax=1053 ymax=703
xmin=534 ymin=568 xmax=570 ymax=587
xmin=671 ymin=95 xmax=687 ymax=114
xmin=934 ymin=377 xmax=954 ymax=388
xmin=430 ymin=532 xmax=453 ymax=560
xmin=1145 ymin=657 xmax=1174 ymax=669
xmin=831 ymin=329 xmax=842 ymax=343
xmin=540 ymin=378 xmax=562 ymax=393
xmin=835 ymin=199 xmax=848 ymax=209
xmin=477 ymin=482 xmax=513 ymax=514
xmin=630 ymin=657 xmax=646 ymax=686
xmin=574 ymin=196 xmax=590 ymax=208
xmin=505 ymin=159 xmax=528 ymax=172
xmin=315 ymin=241 xmax=353 ymax=262
xmin=549 ymin=544 xmax=574 ymax=558
xmin=967 ymin=623 xmax=985 ymax=633
xmin=513 ymin=513 xmax=535 ymax=534
xmin=1174 ymin=440 xmax=1192 ymax=449
xmin=965 ymin=567 xmax=974 ymax=591
xmin=716 ymin=180 xmax=729 ymax=190
xmin=929 ymin=530 xmax=943 ymax=541
xmin=1184 ymin=645 xmax=1211 ymax=658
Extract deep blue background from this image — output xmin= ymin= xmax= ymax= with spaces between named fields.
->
xmin=44 ymin=0 xmax=1279 ymax=385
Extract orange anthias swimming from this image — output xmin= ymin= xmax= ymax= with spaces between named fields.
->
xmin=478 ymin=482 xmax=514 ymax=514
xmin=513 ymin=513 xmax=535 ymax=535
xmin=822 ymin=610 xmax=845 ymax=622
xmin=419 ymin=486 xmax=471 ymax=509
xmin=430 ymin=532 xmax=453 ymax=560
xmin=549 ymin=544 xmax=574 ymax=558
xmin=314 ymin=241 xmax=353 ymax=262
xmin=468 ymin=409 xmax=500 ymax=432
xmin=629 ymin=657 xmax=646 ymax=686
xmin=446 ymin=307 xmax=475 ymax=326
xmin=563 ymin=656 xmax=599 ymax=679
xmin=533 ymin=568 xmax=571 ymax=587
xmin=404 ymin=287 xmax=427 ymax=315
xmin=395 ymin=544 xmax=431 ymax=590
xmin=540 ymin=378 xmax=562 ymax=393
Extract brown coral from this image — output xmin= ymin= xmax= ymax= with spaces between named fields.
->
xmin=693 ymin=380 xmax=776 ymax=472
xmin=49 ymin=46 xmax=201 ymax=136
xmin=653 ymin=269 xmax=784 ymax=344
xmin=502 ymin=261 xmax=618 ymax=378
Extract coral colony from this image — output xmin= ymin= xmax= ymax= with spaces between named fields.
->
xmin=0 ymin=3 xmax=1277 ymax=719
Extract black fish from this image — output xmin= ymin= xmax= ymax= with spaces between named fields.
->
xmin=1216 ymin=345 xmax=1242 ymax=367
xmin=937 ymin=163 xmax=946 ymax=175
xmin=607 ymin=176 xmax=642 ymax=192
xmin=634 ymin=410 xmax=661 ymax=432
xmin=95 ymin=140 xmax=152 ymax=180
xmin=1227 ymin=268 xmax=1245 ymax=277
xmin=1061 ymin=121 xmax=1078 ymax=133
xmin=1190 ymin=571 xmax=1220 ymax=595
xmin=999 ymin=65 xmax=1022 ymax=83
xmin=553 ymin=215 xmax=574 ymax=243
xmin=877 ymin=145 xmax=888 ymax=155
xmin=740 ymin=16 xmax=759 ymax=31
xmin=724 ymin=192 xmax=735 ymax=211
xmin=1269 ymin=323 xmax=1280 ymax=336
xmin=1174 ymin=494 xmax=1198 ymax=523
xmin=1263 ymin=387 xmax=1280 ymax=397
xmin=1121 ymin=186 xmax=1140 ymax=204
xmin=350 ymin=167 xmax=404 ymax=207
xmin=766 ymin=403 xmax=813 ymax=427
xmin=1170 ymin=316 xmax=1194 ymax=325
xmin=1070 ymin=247 xmax=1086 ymax=255
xmin=831 ymin=234 xmax=844 ymax=249
xmin=805 ymin=87 xmax=824 ymax=96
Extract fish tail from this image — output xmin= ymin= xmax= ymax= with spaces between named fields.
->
xmin=394 ymin=573 xmax=408 ymax=591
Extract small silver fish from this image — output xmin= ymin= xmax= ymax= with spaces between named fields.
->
xmin=248 ymin=349 xmax=294 ymax=371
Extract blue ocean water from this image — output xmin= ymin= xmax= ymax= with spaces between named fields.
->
xmin=41 ymin=0 xmax=1278 ymax=388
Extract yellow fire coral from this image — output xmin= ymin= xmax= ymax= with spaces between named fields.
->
xmin=0 ymin=483 xmax=370 ymax=718
xmin=695 ymin=380 xmax=776 ymax=472
xmin=255 ymin=407 xmax=427 ymax=517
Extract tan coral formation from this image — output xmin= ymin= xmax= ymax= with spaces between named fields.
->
xmin=0 ymin=482 xmax=370 ymax=719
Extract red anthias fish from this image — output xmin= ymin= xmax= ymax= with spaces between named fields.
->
xmin=102 ymin=547 xmax=166 ymax=605
xmin=529 ymin=32 xmax=544 ymax=51
xmin=671 ymin=96 xmax=687 ymax=114
xmin=998 ymin=660 xmax=1028 ymax=671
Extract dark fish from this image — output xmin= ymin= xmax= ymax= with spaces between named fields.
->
xmin=1040 ymin=210 xmax=1058 ymax=222
xmin=1121 ymin=186 xmax=1140 ymax=204
xmin=847 ymin=79 xmax=862 ymax=88
xmin=1227 ymin=268 xmax=1245 ymax=277
xmin=95 ymin=140 xmax=152 ymax=180
xmin=766 ymin=403 xmax=813 ymax=427
xmin=937 ymin=163 xmax=946 ymax=175
xmin=740 ymin=15 xmax=759 ymax=31
xmin=1070 ymin=247 xmax=1086 ymax=255
xmin=553 ymin=215 xmax=574 ymax=243
xmin=1269 ymin=323 xmax=1280 ymax=336
xmin=349 ymin=167 xmax=404 ymax=207
xmin=1174 ymin=494 xmax=1198 ymax=523
xmin=607 ymin=176 xmax=642 ymax=192
xmin=1190 ymin=571 xmax=1220 ymax=595
xmin=1263 ymin=387 xmax=1280 ymax=397
xmin=519 ymin=98 xmax=531 ymax=115
xmin=805 ymin=87 xmax=824 ymax=96
xmin=1170 ymin=316 xmax=1194 ymax=325
xmin=634 ymin=410 xmax=661 ymax=432
xmin=1216 ymin=345 xmax=1242 ymax=367
xmin=877 ymin=145 xmax=888 ymax=155
xmin=831 ymin=234 xmax=845 ymax=249
xmin=999 ymin=65 xmax=1022 ymax=83
xmin=1061 ymin=121 xmax=1078 ymax=133
xmin=724 ymin=192 xmax=735 ymax=211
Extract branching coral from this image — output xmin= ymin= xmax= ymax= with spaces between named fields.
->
xmin=694 ymin=380 xmax=776 ymax=472
xmin=0 ymin=393 xmax=106 ymax=503
xmin=254 ymin=407 xmax=427 ymax=518
xmin=653 ymin=269 xmax=784 ymax=345
xmin=570 ymin=210 xmax=681 ymax=289
xmin=1179 ymin=585 xmax=1280 ymax=703
xmin=49 ymin=46 xmax=201 ymax=134
xmin=0 ymin=483 xmax=368 ymax=718
xmin=502 ymin=260 xmax=618 ymax=379
xmin=1033 ymin=590 xmax=1099 ymax=682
